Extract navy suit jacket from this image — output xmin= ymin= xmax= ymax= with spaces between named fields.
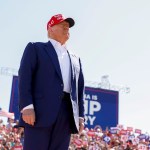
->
xmin=18 ymin=41 xmax=84 ymax=133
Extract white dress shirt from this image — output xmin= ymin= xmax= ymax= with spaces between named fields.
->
xmin=22 ymin=39 xmax=71 ymax=111
xmin=49 ymin=38 xmax=71 ymax=93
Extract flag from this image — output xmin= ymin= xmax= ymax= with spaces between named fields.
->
xmin=135 ymin=129 xmax=142 ymax=134
xmin=127 ymin=127 xmax=133 ymax=132
xmin=120 ymin=129 xmax=127 ymax=135
xmin=0 ymin=107 xmax=14 ymax=119
xmin=117 ymin=124 xmax=124 ymax=129
xmin=73 ymin=139 xmax=82 ymax=146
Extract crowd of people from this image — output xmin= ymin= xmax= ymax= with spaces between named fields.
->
xmin=0 ymin=118 xmax=150 ymax=150
xmin=69 ymin=127 xmax=150 ymax=149
xmin=0 ymin=119 xmax=24 ymax=150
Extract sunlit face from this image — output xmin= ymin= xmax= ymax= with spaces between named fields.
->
xmin=50 ymin=21 xmax=70 ymax=44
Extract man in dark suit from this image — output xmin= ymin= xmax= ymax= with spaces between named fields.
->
xmin=18 ymin=14 xmax=85 ymax=150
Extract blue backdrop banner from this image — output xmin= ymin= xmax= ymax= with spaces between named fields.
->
xmin=84 ymin=87 xmax=119 ymax=130
xmin=9 ymin=76 xmax=19 ymax=120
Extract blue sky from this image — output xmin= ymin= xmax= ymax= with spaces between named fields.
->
xmin=0 ymin=0 xmax=150 ymax=132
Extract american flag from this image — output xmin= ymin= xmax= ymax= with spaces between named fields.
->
xmin=0 ymin=107 xmax=14 ymax=119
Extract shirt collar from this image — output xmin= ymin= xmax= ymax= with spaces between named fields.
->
xmin=49 ymin=38 xmax=66 ymax=48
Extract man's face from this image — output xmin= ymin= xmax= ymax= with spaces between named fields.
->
xmin=51 ymin=21 xmax=70 ymax=44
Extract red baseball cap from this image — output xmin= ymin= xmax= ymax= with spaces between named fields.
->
xmin=47 ymin=14 xmax=75 ymax=30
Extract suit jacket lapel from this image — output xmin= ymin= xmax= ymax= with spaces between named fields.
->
xmin=45 ymin=41 xmax=63 ymax=81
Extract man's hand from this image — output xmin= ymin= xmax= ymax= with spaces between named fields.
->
xmin=22 ymin=109 xmax=35 ymax=126
xmin=79 ymin=118 xmax=84 ymax=134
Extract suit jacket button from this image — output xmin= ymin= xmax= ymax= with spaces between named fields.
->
xmin=61 ymin=84 xmax=63 ymax=87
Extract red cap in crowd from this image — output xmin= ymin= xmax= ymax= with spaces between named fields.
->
xmin=47 ymin=14 xmax=75 ymax=30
